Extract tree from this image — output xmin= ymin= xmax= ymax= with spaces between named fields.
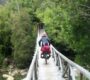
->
xmin=35 ymin=0 xmax=90 ymax=69
xmin=10 ymin=7 xmax=37 ymax=68
xmin=0 ymin=5 xmax=12 ymax=65
xmin=0 ymin=0 xmax=37 ymax=68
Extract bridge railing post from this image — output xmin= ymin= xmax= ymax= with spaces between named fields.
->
xmin=33 ymin=67 xmax=35 ymax=80
xmin=56 ymin=53 xmax=59 ymax=66
xmin=80 ymin=73 xmax=83 ymax=80
xmin=69 ymin=65 xmax=76 ymax=80
xmin=59 ymin=56 xmax=64 ymax=73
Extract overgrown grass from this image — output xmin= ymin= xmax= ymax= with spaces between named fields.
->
xmin=14 ymin=74 xmax=25 ymax=80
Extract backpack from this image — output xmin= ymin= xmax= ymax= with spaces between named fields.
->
xmin=41 ymin=45 xmax=51 ymax=53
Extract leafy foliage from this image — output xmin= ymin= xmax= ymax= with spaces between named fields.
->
xmin=35 ymin=0 xmax=90 ymax=69
xmin=0 ymin=0 xmax=37 ymax=68
xmin=0 ymin=0 xmax=90 ymax=70
xmin=11 ymin=8 xmax=36 ymax=68
xmin=0 ymin=5 xmax=12 ymax=65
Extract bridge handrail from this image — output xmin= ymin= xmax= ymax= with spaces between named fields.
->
xmin=51 ymin=45 xmax=90 ymax=79
xmin=22 ymin=31 xmax=39 ymax=80
xmin=23 ymin=48 xmax=38 ymax=80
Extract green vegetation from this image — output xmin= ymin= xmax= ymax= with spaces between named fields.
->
xmin=34 ymin=0 xmax=90 ymax=69
xmin=0 ymin=0 xmax=37 ymax=68
xmin=14 ymin=74 xmax=24 ymax=80
xmin=0 ymin=0 xmax=90 ymax=77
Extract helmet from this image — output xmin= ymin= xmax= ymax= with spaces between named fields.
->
xmin=42 ymin=34 xmax=46 ymax=37
xmin=41 ymin=32 xmax=47 ymax=37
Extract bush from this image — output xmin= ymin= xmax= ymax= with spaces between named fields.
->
xmin=11 ymin=8 xmax=36 ymax=68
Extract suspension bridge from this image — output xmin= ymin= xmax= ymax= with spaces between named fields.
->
xmin=22 ymin=28 xmax=90 ymax=80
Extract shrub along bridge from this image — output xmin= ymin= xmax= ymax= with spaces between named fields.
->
xmin=22 ymin=28 xmax=90 ymax=80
